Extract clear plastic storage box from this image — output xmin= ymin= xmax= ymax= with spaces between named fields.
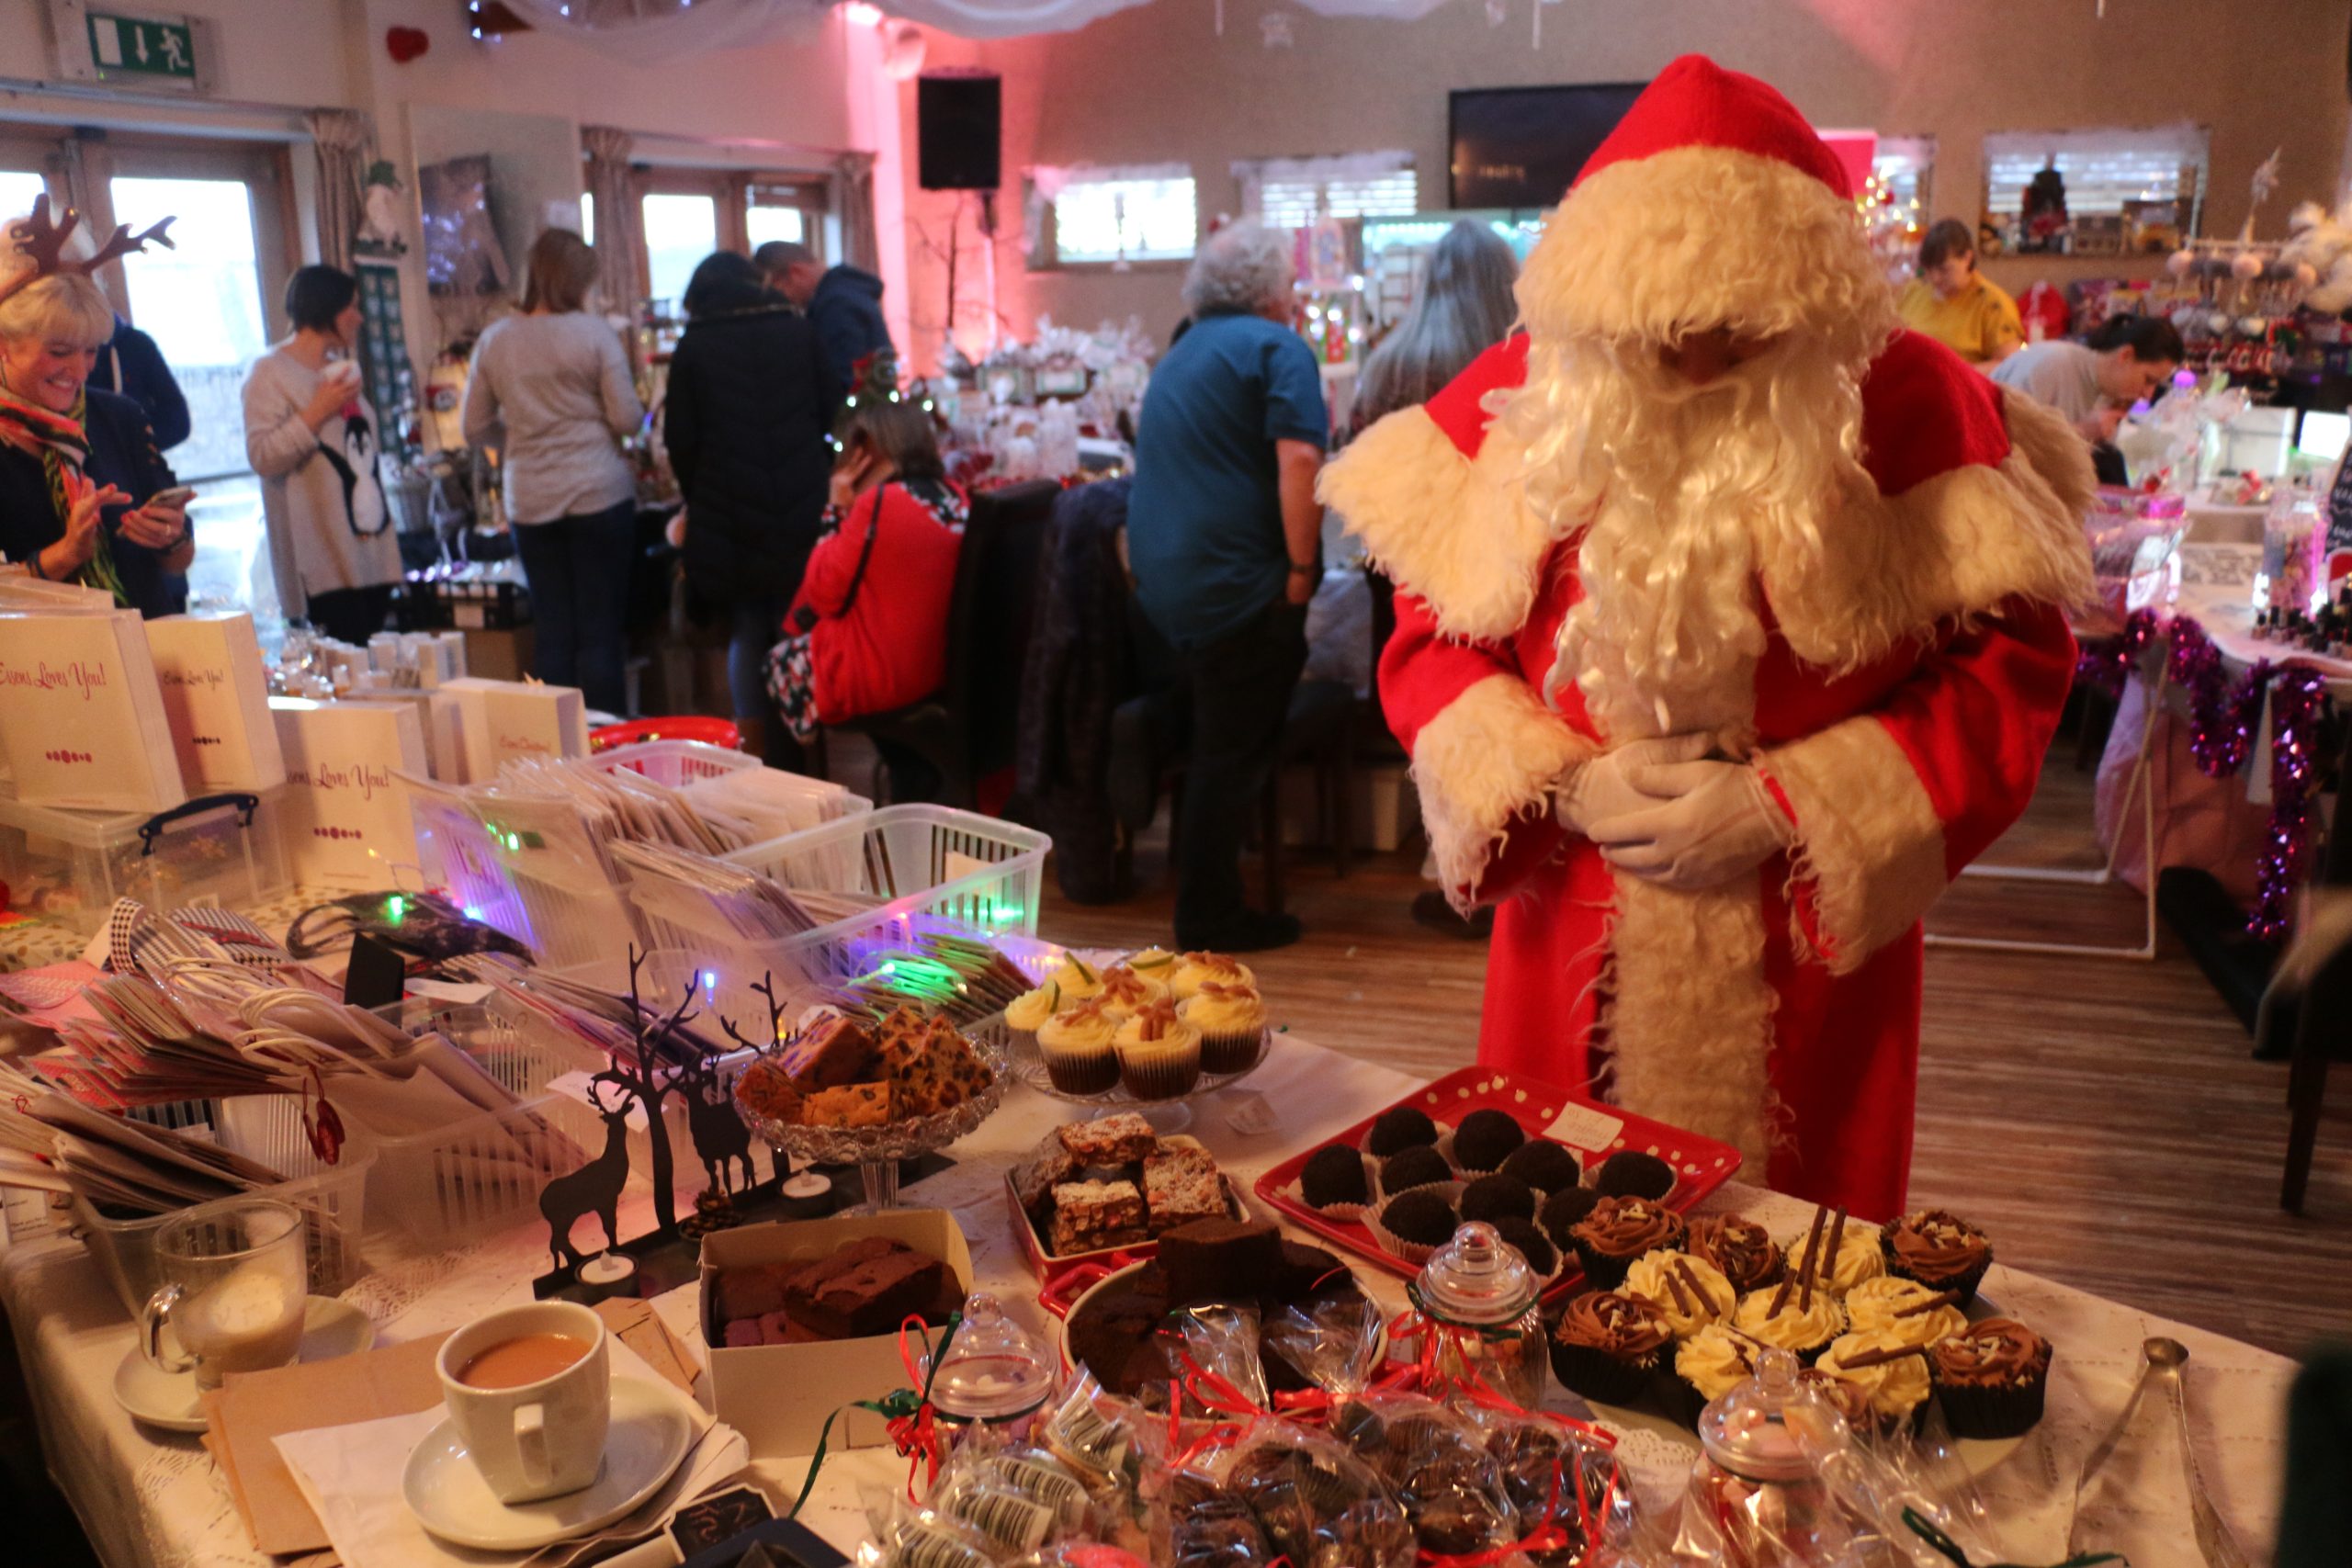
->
xmin=0 ymin=786 xmax=289 ymax=936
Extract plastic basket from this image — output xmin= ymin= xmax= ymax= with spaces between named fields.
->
xmin=70 ymin=1098 xmax=375 ymax=1319
xmin=586 ymin=739 xmax=763 ymax=789
xmin=355 ymin=998 xmax=707 ymax=1251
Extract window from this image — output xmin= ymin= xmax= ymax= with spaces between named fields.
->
xmin=1238 ymin=153 xmax=1418 ymax=231
xmin=745 ymin=204 xmax=803 ymax=248
xmin=1871 ymin=136 xmax=1933 ymax=214
xmin=1034 ymin=165 xmax=1195 ymax=265
xmin=1983 ymin=128 xmax=2209 ymax=226
xmin=641 ymin=191 xmax=718 ymax=311
xmin=0 ymin=168 xmax=46 ymax=220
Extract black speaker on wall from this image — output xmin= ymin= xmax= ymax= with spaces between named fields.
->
xmin=917 ymin=70 xmax=1002 ymax=191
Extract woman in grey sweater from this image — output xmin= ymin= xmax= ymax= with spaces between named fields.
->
xmin=461 ymin=229 xmax=646 ymax=712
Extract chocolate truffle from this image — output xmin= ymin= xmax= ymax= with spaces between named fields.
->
xmin=1379 ymin=1190 xmax=1458 ymax=1248
xmin=1491 ymin=1215 xmax=1559 ymax=1275
xmin=1538 ymin=1185 xmax=1603 ymax=1247
xmin=1593 ymin=1150 xmax=1676 ymax=1200
xmin=1498 ymin=1140 xmax=1581 ymax=1193
xmin=1449 ymin=1109 xmax=1527 ymax=1171
xmin=1379 ymin=1145 xmax=1453 ymax=1194
xmin=1458 ymin=1172 xmax=1536 ymax=1224
xmin=1366 ymin=1105 xmax=1439 ymax=1156
xmin=1301 ymin=1145 xmax=1370 ymax=1210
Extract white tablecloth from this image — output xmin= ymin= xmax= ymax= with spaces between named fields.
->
xmin=0 ymin=1041 xmax=2295 ymax=1568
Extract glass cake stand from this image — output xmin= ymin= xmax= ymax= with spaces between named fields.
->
xmin=969 ymin=1017 xmax=1274 ymax=1136
xmin=734 ymin=1029 xmax=1009 ymax=1210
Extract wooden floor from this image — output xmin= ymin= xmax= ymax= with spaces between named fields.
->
xmin=1034 ymin=746 xmax=2352 ymax=1359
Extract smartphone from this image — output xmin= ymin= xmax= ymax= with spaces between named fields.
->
xmin=148 ymin=485 xmax=198 ymax=508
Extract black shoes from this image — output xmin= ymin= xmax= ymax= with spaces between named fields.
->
xmin=1175 ymin=910 xmax=1305 ymax=953
xmin=1411 ymin=889 xmax=1493 ymax=940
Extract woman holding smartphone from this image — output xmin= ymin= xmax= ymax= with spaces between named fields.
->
xmin=0 ymin=217 xmax=192 ymax=617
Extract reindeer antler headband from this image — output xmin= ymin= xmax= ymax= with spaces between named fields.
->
xmin=0 ymin=196 xmax=176 ymax=307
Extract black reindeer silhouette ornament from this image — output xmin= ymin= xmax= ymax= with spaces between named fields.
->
xmin=540 ymin=1073 xmax=635 ymax=1271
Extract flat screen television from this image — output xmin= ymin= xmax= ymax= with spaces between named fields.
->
xmin=1449 ymin=84 xmax=1645 ymax=210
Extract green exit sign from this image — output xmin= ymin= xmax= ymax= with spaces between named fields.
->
xmin=86 ymin=11 xmax=195 ymax=80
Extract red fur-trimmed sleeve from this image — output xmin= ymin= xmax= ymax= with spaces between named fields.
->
xmin=1381 ymin=592 xmax=1591 ymax=907
xmin=1755 ymin=598 xmax=2075 ymax=971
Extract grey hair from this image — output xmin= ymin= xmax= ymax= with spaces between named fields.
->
xmin=1356 ymin=220 xmax=1520 ymax=423
xmin=1182 ymin=221 xmax=1295 ymax=317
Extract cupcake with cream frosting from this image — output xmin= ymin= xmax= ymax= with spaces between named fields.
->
xmin=1179 ymin=981 xmax=1267 ymax=1074
xmin=1802 ymin=1221 xmax=1886 ymax=1297
xmin=1124 ymin=946 xmax=1179 ymax=979
xmin=1036 ymin=998 xmax=1119 ymax=1095
xmin=1092 ymin=964 xmax=1168 ymax=1020
xmin=1731 ymin=1285 xmax=1847 ymax=1363
xmin=1667 ymin=1324 xmax=1769 ymax=1424
xmin=1843 ymin=1276 xmax=1967 ymax=1348
xmin=1112 ymin=1000 xmax=1202 ymax=1100
xmin=1623 ymin=1249 xmax=1736 ymax=1339
xmin=1815 ymin=1329 xmax=1931 ymax=1435
xmin=1169 ymin=951 xmax=1255 ymax=1001
xmin=1044 ymin=953 xmax=1107 ymax=1003
xmin=1005 ymin=981 xmax=1064 ymax=1055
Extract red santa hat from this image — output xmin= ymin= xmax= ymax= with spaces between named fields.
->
xmin=1516 ymin=55 xmax=1893 ymax=352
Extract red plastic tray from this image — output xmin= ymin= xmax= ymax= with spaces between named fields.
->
xmin=1251 ymin=1066 xmax=1743 ymax=1295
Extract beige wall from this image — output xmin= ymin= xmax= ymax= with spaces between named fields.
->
xmin=896 ymin=0 xmax=2352 ymax=369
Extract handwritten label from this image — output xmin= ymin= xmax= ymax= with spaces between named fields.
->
xmin=286 ymin=757 xmax=394 ymax=804
xmin=1542 ymin=1100 xmax=1625 ymax=1151
xmin=0 ymin=659 xmax=109 ymax=700
xmin=497 ymin=732 xmax=557 ymax=758
xmin=157 ymin=665 xmax=226 ymax=690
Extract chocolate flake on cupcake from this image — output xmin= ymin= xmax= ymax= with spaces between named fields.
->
xmin=1449 ymin=1109 xmax=1528 ymax=1172
xmin=1623 ymin=1249 xmax=1736 ymax=1338
xmin=1882 ymin=1209 xmax=1993 ymax=1304
xmin=1671 ymin=1324 xmax=1770 ymax=1421
xmin=1459 ymin=1172 xmax=1536 ymax=1224
xmin=1929 ymin=1317 xmax=2051 ymax=1438
xmin=1843 ymin=1276 xmax=1967 ymax=1348
xmin=1301 ymin=1145 xmax=1371 ymax=1211
xmin=1498 ymin=1141 xmax=1580 ymax=1194
xmin=1568 ymin=1196 xmax=1686 ymax=1290
xmin=1592 ymin=1150 xmax=1676 ymax=1200
xmin=1684 ymin=1215 xmax=1784 ymax=1293
xmin=1548 ymin=1291 xmax=1669 ymax=1404
xmin=1804 ymin=1213 xmax=1885 ymax=1297
xmin=1730 ymin=1206 xmax=1849 ymax=1361
xmin=1367 ymin=1105 xmax=1441 ymax=1157
xmin=1380 ymin=1145 xmax=1453 ymax=1195
xmin=1815 ymin=1330 xmax=1931 ymax=1435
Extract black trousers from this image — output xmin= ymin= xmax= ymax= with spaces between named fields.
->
xmin=1173 ymin=598 xmax=1307 ymax=942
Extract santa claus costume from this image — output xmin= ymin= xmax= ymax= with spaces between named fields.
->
xmin=1320 ymin=56 xmax=2096 ymax=1220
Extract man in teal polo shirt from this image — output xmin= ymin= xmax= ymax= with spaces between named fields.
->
xmin=1126 ymin=221 xmax=1328 ymax=952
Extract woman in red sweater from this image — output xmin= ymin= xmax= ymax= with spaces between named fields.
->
xmin=764 ymin=388 xmax=966 ymax=780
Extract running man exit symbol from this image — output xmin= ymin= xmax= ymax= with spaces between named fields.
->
xmin=85 ymin=12 xmax=198 ymax=79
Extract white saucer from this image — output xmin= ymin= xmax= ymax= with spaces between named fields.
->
xmin=114 ymin=1295 xmax=378 ymax=1433
xmin=401 ymin=1377 xmax=696 ymax=1552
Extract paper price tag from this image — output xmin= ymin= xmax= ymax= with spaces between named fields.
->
xmin=1543 ymin=1100 xmax=1624 ymax=1151
xmin=1221 ymin=1089 xmax=1280 ymax=1136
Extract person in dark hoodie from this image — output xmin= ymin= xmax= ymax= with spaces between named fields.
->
xmin=89 ymin=314 xmax=190 ymax=450
xmin=662 ymin=250 xmax=835 ymax=765
xmin=754 ymin=241 xmax=892 ymax=400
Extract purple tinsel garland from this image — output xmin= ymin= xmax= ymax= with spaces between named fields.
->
xmin=2073 ymin=612 xmax=2332 ymax=939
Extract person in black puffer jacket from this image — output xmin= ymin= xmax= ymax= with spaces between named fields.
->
xmin=663 ymin=251 xmax=836 ymax=763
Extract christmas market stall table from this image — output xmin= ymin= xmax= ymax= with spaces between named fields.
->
xmin=0 ymin=1035 xmax=2295 ymax=1568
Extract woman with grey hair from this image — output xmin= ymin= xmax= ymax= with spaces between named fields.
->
xmin=1355 ymin=220 xmax=1519 ymax=426
xmin=1126 ymin=221 xmax=1328 ymax=951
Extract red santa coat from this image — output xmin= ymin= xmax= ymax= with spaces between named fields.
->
xmin=1323 ymin=330 xmax=2095 ymax=1220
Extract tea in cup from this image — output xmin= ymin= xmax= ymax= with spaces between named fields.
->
xmin=141 ymin=1198 xmax=310 ymax=1391
xmin=435 ymin=1301 xmax=611 ymax=1504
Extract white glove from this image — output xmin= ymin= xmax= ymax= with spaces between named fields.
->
xmin=1555 ymin=734 xmax=1713 ymax=838
xmin=1586 ymin=758 xmax=1795 ymax=891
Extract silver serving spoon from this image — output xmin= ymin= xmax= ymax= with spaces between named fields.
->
xmin=2070 ymin=1337 xmax=2250 ymax=1568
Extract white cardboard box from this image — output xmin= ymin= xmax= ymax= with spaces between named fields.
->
xmin=0 ymin=608 xmax=186 ymax=812
xmin=436 ymin=677 xmax=587 ymax=781
xmin=700 ymin=1208 xmax=973 ymax=1458
xmin=270 ymin=698 xmax=428 ymax=887
xmin=147 ymin=612 xmax=288 ymax=794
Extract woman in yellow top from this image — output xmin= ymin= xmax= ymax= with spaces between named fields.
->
xmin=1897 ymin=220 xmax=2024 ymax=367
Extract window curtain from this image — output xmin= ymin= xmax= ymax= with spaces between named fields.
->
xmin=306 ymin=108 xmax=369 ymax=275
xmin=582 ymin=126 xmax=644 ymax=310
xmin=832 ymin=151 xmax=878 ymax=272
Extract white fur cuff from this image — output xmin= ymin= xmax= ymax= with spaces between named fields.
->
xmin=1758 ymin=716 xmax=1948 ymax=973
xmin=1410 ymin=672 xmax=1594 ymax=899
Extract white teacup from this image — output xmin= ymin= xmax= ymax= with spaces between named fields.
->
xmin=435 ymin=1300 xmax=611 ymax=1505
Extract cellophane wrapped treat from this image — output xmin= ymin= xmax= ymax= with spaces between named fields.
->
xmin=1457 ymin=1402 xmax=1639 ymax=1565
xmin=1261 ymin=1293 xmax=1385 ymax=1411
xmin=1157 ymin=1416 xmax=1415 ymax=1568
xmin=1169 ymin=1303 xmax=1270 ymax=1414
xmin=1347 ymin=1391 xmax=1521 ymax=1561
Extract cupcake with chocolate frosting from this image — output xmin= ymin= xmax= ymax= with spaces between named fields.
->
xmin=1815 ymin=1329 xmax=1931 ymax=1435
xmin=1843 ymin=1276 xmax=1967 ymax=1349
xmin=1547 ymin=1292 xmax=1669 ymax=1404
xmin=1623 ymin=1249 xmax=1736 ymax=1339
xmin=1180 ymin=981 xmax=1267 ymax=1074
xmin=1882 ymin=1210 xmax=1994 ymax=1304
xmin=1684 ymin=1216 xmax=1784 ymax=1294
xmin=1731 ymin=1284 xmax=1847 ymax=1363
xmin=1929 ymin=1318 xmax=2051 ymax=1438
xmin=1567 ymin=1197 xmax=1686 ymax=1290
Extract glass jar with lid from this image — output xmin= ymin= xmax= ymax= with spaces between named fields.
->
xmin=920 ymin=1292 xmax=1057 ymax=1448
xmin=1408 ymin=1220 xmax=1547 ymax=1409
xmin=1672 ymin=1347 xmax=1861 ymax=1566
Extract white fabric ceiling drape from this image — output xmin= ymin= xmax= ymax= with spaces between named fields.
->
xmin=494 ymin=0 xmax=1456 ymax=48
